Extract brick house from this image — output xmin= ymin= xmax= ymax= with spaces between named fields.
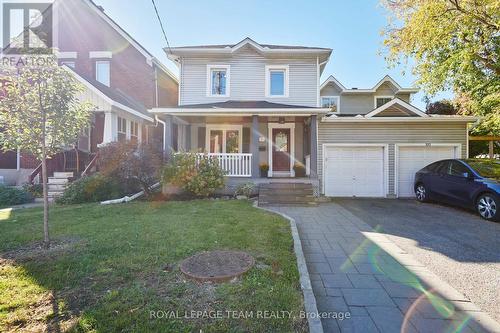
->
xmin=0 ymin=0 xmax=178 ymax=186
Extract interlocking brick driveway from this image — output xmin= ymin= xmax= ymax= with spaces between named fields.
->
xmin=269 ymin=203 xmax=500 ymax=333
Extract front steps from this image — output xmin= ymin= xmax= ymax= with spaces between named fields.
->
xmin=258 ymin=183 xmax=317 ymax=206
xmin=48 ymin=172 xmax=73 ymax=199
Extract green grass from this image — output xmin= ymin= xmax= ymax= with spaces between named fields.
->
xmin=0 ymin=200 xmax=306 ymax=332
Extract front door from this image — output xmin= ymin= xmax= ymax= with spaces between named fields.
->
xmin=272 ymin=128 xmax=291 ymax=172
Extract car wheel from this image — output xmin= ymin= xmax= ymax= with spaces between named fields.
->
xmin=415 ymin=183 xmax=428 ymax=202
xmin=477 ymin=194 xmax=499 ymax=222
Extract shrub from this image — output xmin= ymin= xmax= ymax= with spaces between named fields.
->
xmin=0 ymin=185 xmax=33 ymax=207
xmin=293 ymin=163 xmax=306 ymax=177
xmin=56 ymin=173 xmax=128 ymax=205
xmin=162 ymin=152 xmax=226 ymax=197
xmin=98 ymin=141 xmax=162 ymax=196
xmin=234 ymin=182 xmax=255 ymax=198
xmin=22 ymin=183 xmax=43 ymax=198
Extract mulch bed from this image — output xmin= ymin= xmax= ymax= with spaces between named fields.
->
xmin=180 ymin=250 xmax=255 ymax=283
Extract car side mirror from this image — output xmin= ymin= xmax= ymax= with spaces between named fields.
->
xmin=464 ymin=172 xmax=474 ymax=180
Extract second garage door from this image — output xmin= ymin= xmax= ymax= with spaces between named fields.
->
xmin=324 ymin=146 xmax=385 ymax=197
xmin=397 ymin=145 xmax=458 ymax=197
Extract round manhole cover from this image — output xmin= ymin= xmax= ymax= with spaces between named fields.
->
xmin=180 ymin=250 xmax=255 ymax=282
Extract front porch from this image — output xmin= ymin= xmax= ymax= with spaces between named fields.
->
xmin=162 ymin=114 xmax=320 ymax=179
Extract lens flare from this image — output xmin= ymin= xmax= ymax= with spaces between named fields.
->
xmin=343 ymin=224 xmax=473 ymax=331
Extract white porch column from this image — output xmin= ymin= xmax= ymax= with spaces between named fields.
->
xmin=164 ymin=115 xmax=173 ymax=156
xmin=102 ymin=111 xmax=117 ymax=144
xmin=251 ymin=115 xmax=260 ymax=178
xmin=310 ymin=115 xmax=318 ymax=178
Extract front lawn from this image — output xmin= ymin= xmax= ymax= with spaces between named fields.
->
xmin=0 ymin=200 xmax=306 ymax=332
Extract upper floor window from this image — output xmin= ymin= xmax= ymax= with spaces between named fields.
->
xmin=266 ymin=65 xmax=289 ymax=97
xmin=96 ymin=60 xmax=111 ymax=86
xmin=321 ymin=96 xmax=340 ymax=112
xmin=375 ymin=96 xmax=393 ymax=108
xmin=207 ymin=65 xmax=230 ymax=97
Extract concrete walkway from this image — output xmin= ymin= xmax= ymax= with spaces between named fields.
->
xmin=269 ymin=203 xmax=500 ymax=333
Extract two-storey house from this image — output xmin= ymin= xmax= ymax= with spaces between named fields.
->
xmin=153 ymin=38 xmax=475 ymax=199
xmin=0 ymin=0 xmax=178 ymax=186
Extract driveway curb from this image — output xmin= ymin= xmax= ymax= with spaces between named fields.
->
xmin=254 ymin=202 xmax=323 ymax=333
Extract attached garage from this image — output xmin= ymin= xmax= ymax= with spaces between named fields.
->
xmin=317 ymin=99 xmax=474 ymax=198
xmin=323 ymin=145 xmax=387 ymax=197
xmin=396 ymin=144 xmax=460 ymax=197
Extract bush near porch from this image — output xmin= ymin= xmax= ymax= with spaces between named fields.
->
xmin=0 ymin=200 xmax=306 ymax=332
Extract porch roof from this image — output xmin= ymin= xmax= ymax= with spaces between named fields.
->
xmin=150 ymin=100 xmax=331 ymax=116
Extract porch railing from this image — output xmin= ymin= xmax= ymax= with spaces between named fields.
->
xmin=197 ymin=153 xmax=252 ymax=177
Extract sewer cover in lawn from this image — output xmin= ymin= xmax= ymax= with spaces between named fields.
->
xmin=180 ymin=250 xmax=255 ymax=282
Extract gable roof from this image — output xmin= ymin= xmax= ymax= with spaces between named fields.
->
xmin=320 ymin=74 xmax=419 ymax=94
xmin=63 ymin=66 xmax=154 ymax=122
xmin=78 ymin=0 xmax=177 ymax=83
xmin=364 ymin=98 xmax=428 ymax=118
xmin=166 ymin=37 xmax=332 ymax=68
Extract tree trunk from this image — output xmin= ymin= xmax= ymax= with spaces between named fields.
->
xmin=41 ymin=152 xmax=50 ymax=249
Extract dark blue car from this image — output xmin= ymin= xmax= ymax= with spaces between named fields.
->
xmin=414 ymin=159 xmax=500 ymax=221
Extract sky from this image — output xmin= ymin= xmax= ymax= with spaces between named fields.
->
xmin=94 ymin=0 xmax=452 ymax=109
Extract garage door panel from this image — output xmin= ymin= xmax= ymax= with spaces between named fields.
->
xmin=397 ymin=145 xmax=457 ymax=197
xmin=325 ymin=146 xmax=385 ymax=197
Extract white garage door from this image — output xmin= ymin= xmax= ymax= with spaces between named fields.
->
xmin=324 ymin=146 xmax=385 ymax=197
xmin=397 ymin=145 xmax=458 ymax=197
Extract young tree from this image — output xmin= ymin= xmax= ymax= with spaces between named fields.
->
xmin=0 ymin=58 xmax=93 ymax=248
xmin=382 ymin=0 xmax=499 ymax=134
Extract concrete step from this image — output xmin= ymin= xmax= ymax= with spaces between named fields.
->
xmin=259 ymin=189 xmax=313 ymax=196
xmin=260 ymin=183 xmax=312 ymax=190
xmin=53 ymin=172 xmax=74 ymax=178
xmin=48 ymin=177 xmax=69 ymax=184
xmin=258 ymin=182 xmax=316 ymax=206
xmin=48 ymin=184 xmax=66 ymax=191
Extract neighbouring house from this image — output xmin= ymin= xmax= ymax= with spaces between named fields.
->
xmin=0 ymin=0 xmax=178 ymax=187
xmin=152 ymin=37 xmax=475 ymax=198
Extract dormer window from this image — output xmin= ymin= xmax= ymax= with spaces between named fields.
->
xmin=207 ymin=65 xmax=230 ymax=97
xmin=375 ymin=96 xmax=393 ymax=108
xmin=266 ymin=65 xmax=289 ymax=97
xmin=321 ymin=96 xmax=340 ymax=112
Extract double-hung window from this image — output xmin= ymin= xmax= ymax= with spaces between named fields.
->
xmin=130 ymin=121 xmax=139 ymax=142
xmin=321 ymin=96 xmax=340 ymax=112
xmin=206 ymin=125 xmax=242 ymax=154
xmin=375 ymin=96 xmax=393 ymax=108
xmin=96 ymin=60 xmax=111 ymax=86
xmin=266 ymin=65 xmax=289 ymax=97
xmin=117 ymin=117 xmax=127 ymax=142
xmin=207 ymin=65 xmax=230 ymax=97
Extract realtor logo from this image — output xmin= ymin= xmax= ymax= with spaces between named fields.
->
xmin=1 ymin=0 xmax=54 ymax=55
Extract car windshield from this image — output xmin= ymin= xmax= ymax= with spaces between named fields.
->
xmin=465 ymin=159 xmax=500 ymax=179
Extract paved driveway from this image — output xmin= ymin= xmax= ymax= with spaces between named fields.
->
xmin=270 ymin=201 xmax=500 ymax=333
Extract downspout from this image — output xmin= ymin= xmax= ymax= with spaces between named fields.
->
xmin=155 ymin=115 xmax=166 ymax=152
xmin=154 ymin=65 xmax=159 ymax=107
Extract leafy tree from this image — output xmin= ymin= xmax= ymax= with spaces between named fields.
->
xmin=0 ymin=58 xmax=93 ymax=248
xmin=426 ymin=99 xmax=458 ymax=115
xmin=382 ymin=0 xmax=500 ymax=134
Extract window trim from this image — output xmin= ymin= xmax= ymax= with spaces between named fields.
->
xmin=95 ymin=60 xmax=111 ymax=86
xmin=205 ymin=124 xmax=243 ymax=153
xmin=321 ymin=96 xmax=340 ymax=113
xmin=206 ymin=65 xmax=230 ymax=97
xmin=265 ymin=65 xmax=289 ymax=98
xmin=374 ymin=95 xmax=393 ymax=109
xmin=60 ymin=60 xmax=76 ymax=68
